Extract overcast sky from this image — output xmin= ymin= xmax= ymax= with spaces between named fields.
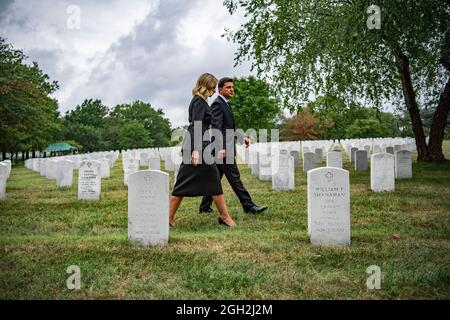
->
xmin=0 ymin=0 xmax=253 ymax=127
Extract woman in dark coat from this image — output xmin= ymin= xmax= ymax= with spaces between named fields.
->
xmin=169 ymin=73 xmax=236 ymax=227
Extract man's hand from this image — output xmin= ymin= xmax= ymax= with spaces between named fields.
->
xmin=244 ymin=137 xmax=251 ymax=148
xmin=217 ymin=149 xmax=226 ymax=159
xmin=191 ymin=150 xmax=200 ymax=166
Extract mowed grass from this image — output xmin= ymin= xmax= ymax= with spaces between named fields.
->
xmin=1 ymin=142 xmax=450 ymax=299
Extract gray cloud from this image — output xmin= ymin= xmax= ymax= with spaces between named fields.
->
xmin=0 ymin=0 xmax=14 ymax=18
xmin=68 ymin=0 xmax=252 ymax=127
xmin=1 ymin=0 xmax=252 ymax=127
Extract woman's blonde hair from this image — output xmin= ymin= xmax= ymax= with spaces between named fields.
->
xmin=192 ymin=73 xmax=218 ymax=99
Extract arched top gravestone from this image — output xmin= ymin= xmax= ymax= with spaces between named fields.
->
xmin=78 ymin=160 xmax=101 ymax=201
xmin=307 ymin=167 xmax=350 ymax=246
xmin=128 ymin=170 xmax=169 ymax=246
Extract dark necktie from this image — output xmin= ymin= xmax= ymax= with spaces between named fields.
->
xmin=226 ymin=101 xmax=236 ymax=129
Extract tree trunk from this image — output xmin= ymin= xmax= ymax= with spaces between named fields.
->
xmin=395 ymin=52 xmax=428 ymax=161
xmin=32 ymin=150 xmax=36 ymax=158
xmin=428 ymin=27 xmax=450 ymax=161
xmin=427 ymin=78 xmax=450 ymax=161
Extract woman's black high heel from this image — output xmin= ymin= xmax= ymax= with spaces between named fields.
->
xmin=218 ymin=216 xmax=236 ymax=227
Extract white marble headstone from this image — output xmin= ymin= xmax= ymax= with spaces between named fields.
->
xmin=272 ymin=150 xmax=295 ymax=191
xmin=164 ymin=156 xmax=175 ymax=171
xmin=39 ymin=160 xmax=47 ymax=177
xmin=259 ymin=153 xmax=272 ymax=181
xmin=128 ymin=170 xmax=169 ymax=246
xmin=371 ymin=153 xmax=395 ymax=192
xmin=314 ymin=148 xmax=323 ymax=164
xmin=46 ymin=160 xmax=58 ymax=180
xmin=3 ymin=160 xmax=11 ymax=177
xmin=250 ymin=152 xmax=260 ymax=176
xmin=148 ymin=157 xmax=161 ymax=171
xmin=78 ymin=160 xmax=101 ymax=200
xmin=100 ymin=159 xmax=110 ymax=179
xmin=290 ymin=150 xmax=300 ymax=168
xmin=307 ymin=167 xmax=350 ymax=246
xmin=33 ymin=159 xmax=39 ymax=172
xmin=303 ymin=152 xmax=315 ymax=173
xmin=326 ymin=151 xmax=342 ymax=168
xmin=0 ymin=163 xmax=7 ymax=201
xmin=395 ymin=150 xmax=412 ymax=179
xmin=124 ymin=158 xmax=139 ymax=186
xmin=56 ymin=160 xmax=73 ymax=187
xmin=139 ymin=153 xmax=149 ymax=168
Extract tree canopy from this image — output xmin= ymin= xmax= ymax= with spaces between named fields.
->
xmin=224 ymin=0 xmax=450 ymax=161
xmin=0 ymin=37 xmax=60 ymax=156
xmin=62 ymin=99 xmax=173 ymax=152
xmin=230 ymin=76 xmax=282 ymax=131
xmin=307 ymin=95 xmax=406 ymax=139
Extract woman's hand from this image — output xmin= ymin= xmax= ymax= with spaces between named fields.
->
xmin=191 ymin=150 xmax=200 ymax=166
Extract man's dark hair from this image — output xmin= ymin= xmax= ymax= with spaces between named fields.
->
xmin=218 ymin=77 xmax=233 ymax=89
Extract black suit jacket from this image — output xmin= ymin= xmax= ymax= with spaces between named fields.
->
xmin=210 ymin=96 xmax=245 ymax=152
xmin=181 ymin=96 xmax=212 ymax=161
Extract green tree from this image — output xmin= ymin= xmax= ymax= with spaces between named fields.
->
xmin=308 ymin=95 xmax=404 ymax=139
xmin=101 ymin=115 xmax=122 ymax=150
xmin=308 ymin=95 xmax=368 ymax=139
xmin=118 ymin=120 xmax=153 ymax=149
xmin=111 ymin=101 xmax=172 ymax=147
xmin=376 ymin=110 xmax=404 ymax=137
xmin=230 ymin=76 xmax=282 ymax=131
xmin=62 ymin=120 xmax=105 ymax=152
xmin=63 ymin=99 xmax=109 ymax=151
xmin=345 ymin=119 xmax=387 ymax=138
xmin=65 ymin=99 xmax=108 ymax=128
xmin=421 ymin=105 xmax=450 ymax=137
xmin=0 ymin=38 xmax=60 ymax=160
xmin=224 ymin=0 xmax=449 ymax=161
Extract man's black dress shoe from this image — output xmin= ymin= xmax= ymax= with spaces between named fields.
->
xmin=244 ymin=205 xmax=268 ymax=214
xmin=199 ymin=207 xmax=213 ymax=213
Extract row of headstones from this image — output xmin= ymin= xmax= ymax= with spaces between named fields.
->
xmin=237 ymin=140 xmax=339 ymax=191
xmin=122 ymin=147 xmax=181 ymax=186
xmin=62 ymin=148 xmax=166 ymax=200
xmin=341 ymin=139 xmax=414 ymax=190
xmin=341 ymin=137 xmax=415 ymax=158
xmin=125 ymin=167 xmax=351 ymax=247
xmin=22 ymin=152 xmax=119 ymax=201
xmin=127 ymin=158 xmax=417 ymax=247
xmin=237 ymin=143 xmax=299 ymax=191
xmin=122 ymin=152 xmax=161 ymax=186
xmin=303 ymin=149 xmax=412 ymax=192
xmin=237 ymin=138 xmax=412 ymax=194
xmin=122 ymin=147 xmax=183 ymax=184
xmin=238 ymin=140 xmax=336 ymax=191
xmin=0 ymin=160 xmax=12 ymax=201
xmin=304 ymin=147 xmax=412 ymax=176
xmin=123 ymin=146 xmax=182 ymax=171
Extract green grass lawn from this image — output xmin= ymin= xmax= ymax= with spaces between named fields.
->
xmin=1 ymin=142 xmax=450 ymax=299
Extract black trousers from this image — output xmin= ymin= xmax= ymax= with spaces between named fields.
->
xmin=200 ymin=160 xmax=254 ymax=210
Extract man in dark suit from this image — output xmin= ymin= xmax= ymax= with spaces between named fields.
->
xmin=199 ymin=77 xmax=268 ymax=214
